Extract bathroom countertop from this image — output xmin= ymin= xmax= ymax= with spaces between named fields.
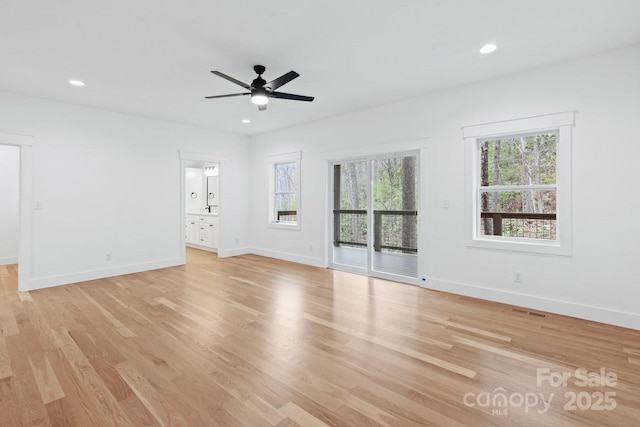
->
xmin=186 ymin=212 xmax=218 ymax=216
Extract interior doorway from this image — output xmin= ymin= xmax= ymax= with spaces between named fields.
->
xmin=0 ymin=132 xmax=33 ymax=291
xmin=0 ymin=145 xmax=20 ymax=268
xmin=179 ymin=151 xmax=225 ymax=264
xmin=329 ymin=151 xmax=419 ymax=284
xmin=184 ymin=162 xmax=219 ymax=252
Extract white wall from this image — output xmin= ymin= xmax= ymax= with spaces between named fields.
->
xmin=0 ymin=91 xmax=250 ymax=290
xmin=248 ymin=45 xmax=640 ymax=329
xmin=0 ymin=144 xmax=19 ymax=265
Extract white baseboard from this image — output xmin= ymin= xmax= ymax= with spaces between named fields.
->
xmin=424 ymin=277 xmax=640 ymax=331
xmin=186 ymin=243 xmax=218 ymax=253
xmin=249 ymin=247 xmax=325 ymax=268
xmin=0 ymin=256 xmax=18 ymax=266
xmin=25 ymin=257 xmax=185 ymax=291
xmin=217 ymin=247 xmax=251 ymax=258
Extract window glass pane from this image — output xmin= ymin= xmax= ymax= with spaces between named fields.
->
xmin=339 ymin=161 xmax=368 ymax=210
xmin=479 ymin=190 xmax=556 ymax=240
xmin=480 ymin=133 xmax=557 ymax=187
xmin=275 ymin=162 xmax=297 ymax=193
xmin=339 ymin=212 xmax=367 ymax=246
xmin=480 ymin=189 xmax=556 ymax=214
xmin=275 ymin=193 xmax=297 ymax=211
xmin=372 ymin=156 xmax=418 ymax=254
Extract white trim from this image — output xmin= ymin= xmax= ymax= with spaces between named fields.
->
xmin=0 ymin=131 xmax=33 ymax=145
xmin=250 ymin=247 xmax=325 ymax=268
xmin=25 ymin=258 xmax=183 ymax=291
xmin=217 ymin=247 xmax=251 ymax=258
xmin=464 ymin=113 xmax=573 ymax=256
xmin=266 ymin=151 xmax=301 ymax=163
xmin=0 ymin=256 xmax=18 ymax=266
xmin=462 ymin=111 xmax=575 ymax=138
xmin=320 ymin=137 xmax=428 ymax=161
xmin=424 ymin=277 xmax=640 ymax=331
xmin=179 ymin=150 xmax=229 ymax=164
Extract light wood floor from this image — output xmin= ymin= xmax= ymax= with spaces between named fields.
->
xmin=1 ymin=248 xmax=639 ymax=426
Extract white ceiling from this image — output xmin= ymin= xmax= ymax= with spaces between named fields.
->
xmin=2 ymin=0 xmax=639 ymax=136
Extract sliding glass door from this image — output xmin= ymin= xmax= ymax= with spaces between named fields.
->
xmin=330 ymin=152 xmax=419 ymax=282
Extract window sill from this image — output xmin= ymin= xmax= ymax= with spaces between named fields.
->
xmin=268 ymin=222 xmax=301 ymax=231
xmin=467 ymin=236 xmax=571 ymax=256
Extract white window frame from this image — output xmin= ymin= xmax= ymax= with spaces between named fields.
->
xmin=267 ymin=151 xmax=301 ymax=230
xmin=463 ymin=112 xmax=574 ymax=256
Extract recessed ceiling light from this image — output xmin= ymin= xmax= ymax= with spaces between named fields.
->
xmin=69 ymin=79 xmax=85 ymax=87
xmin=480 ymin=44 xmax=497 ymax=54
xmin=242 ymin=119 xmax=251 ymax=124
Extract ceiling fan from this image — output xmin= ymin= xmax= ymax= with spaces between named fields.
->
xmin=205 ymin=65 xmax=314 ymax=111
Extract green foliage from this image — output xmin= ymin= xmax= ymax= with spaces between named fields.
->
xmin=336 ymin=157 xmax=418 ymax=250
xmin=479 ymin=132 xmax=558 ymax=239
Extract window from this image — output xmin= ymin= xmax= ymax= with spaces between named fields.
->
xmin=463 ymin=112 xmax=574 ymax=255
xmin=268 ymin=152 xmax=301 ymax=229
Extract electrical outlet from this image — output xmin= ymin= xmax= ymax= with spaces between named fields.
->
xmin=106 ymin=253 xmax=112 ymax=261
xmin=514 ymin=272 xmax=522 ymax=283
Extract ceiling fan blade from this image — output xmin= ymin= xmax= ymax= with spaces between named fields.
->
xmin=204 ymin=93 xmax=250 ymax=99
xmin=266 ymin=71 xmax=299 ymax=91
xmin=270 ymin=91 xmax=314 ymax=102
xmin=211 ymin=71 xmax=251 ymax=90
xmin=258 ymin=104 xmax=267 ymax=111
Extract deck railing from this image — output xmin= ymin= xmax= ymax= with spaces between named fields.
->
xmin=333 ymin=209 xmax=418 ymax=253
xmin=480 ymin=212 xmax=556 ymax=239
xmin=276 ymin=210 xmax=297 ymax=222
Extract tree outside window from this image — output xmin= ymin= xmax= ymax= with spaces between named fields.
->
xmin=479 ymin=132 xmax=557 ymax=240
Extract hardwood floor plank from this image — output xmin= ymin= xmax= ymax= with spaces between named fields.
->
xmin=52 ymin=327 xmax=137 ymax=427
xmin=304 ymin=312 xmax=477 ymax=379
xmin=115 ymin=360 xmax=189 ymax=427
xmin=45 ymin=347 xmax=109 ymax=426
xmin=0 ymin=296 xmax=19 ymax=337
xmin=279 ymin=401 xmax=331 ymax=427
xmin=4 ymin=334 xmax=48 ymax=425
xmin=28 ymin=354 xmax=65 ymax=404
xmin=0 ymin=336 xmax=11 ymax=379
xmin=0 ymin=377 xmax=22 ymax=426
xmin=0 ymin=250 xmax=639 ymax=426
xmin=118 ymin=394 xmax=163 ymax=427
xmin=67 ymin=328 xmax=133 ymax=401
xmin=76 ymin=288 xmax=137 ymax=338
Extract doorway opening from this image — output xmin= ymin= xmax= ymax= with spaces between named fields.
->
xmin=329 ymin=151 xmax=420 ymax=284
xmin=0 ymin=145 xmax=20 ymax=270
xmin=0 ymin=132 xmax=33 ymax=292
xmin=184 ymin=163 xmax=219 ymax=253
xmin=179 ymin=151 xmax=225 ymax=265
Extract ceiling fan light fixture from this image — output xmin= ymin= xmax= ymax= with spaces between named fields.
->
xmin=251 ymin=89 xmax=269 ymax=106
